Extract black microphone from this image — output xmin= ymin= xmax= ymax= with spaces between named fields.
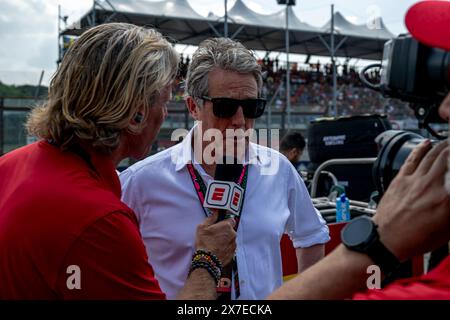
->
xmin=214 ymin=157 xmax=243 ymax=222
xmin=213 ymin=156 xmax=242 ymax=300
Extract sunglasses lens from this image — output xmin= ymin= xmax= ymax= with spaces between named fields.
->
xmin=212 ymin=99 xmax=238 ymax=118
xmin=245 ymin=100 xmax=266 ymax=118
xmin=210 ymin=98 xmax=266 ymax=119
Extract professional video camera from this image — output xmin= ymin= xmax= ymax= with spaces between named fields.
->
xmin=361 ymin=35 xmax=449 ymax=137
xmin=360 ymin=35 xmax=450 ymax=195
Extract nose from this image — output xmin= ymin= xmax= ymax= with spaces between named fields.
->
xmin=438 ymin=92 xmax=450 ymax=122
xmin=231 ymin=105 xmax=246 ymax=128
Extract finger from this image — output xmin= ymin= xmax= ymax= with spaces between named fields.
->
xmin=399 ymin=139 xmax=432 ymax=176
xmin=428 ymin=146 xmax=449 ymax=181
xmin=227 ymin=216 xmax=236 ymax=229
xmin=215 ymin=216 xmax=236 ymax=229
xmin=202 ymin=210 xmax=219 ymax=226
xmin=417 ymin=140 xmax=448 ymax=175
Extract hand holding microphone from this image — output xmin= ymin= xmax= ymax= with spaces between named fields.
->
xmin=195 ymin=210 xmax=237 ymax=267
xmin=201 ymin=158 xmax=246 ymax=299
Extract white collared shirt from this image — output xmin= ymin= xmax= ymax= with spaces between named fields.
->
xmin=120 ymin=126 xmax=329 ymax=300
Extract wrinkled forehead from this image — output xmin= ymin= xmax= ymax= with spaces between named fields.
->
xmin=207 ymin=69 xmax=258 ymax=98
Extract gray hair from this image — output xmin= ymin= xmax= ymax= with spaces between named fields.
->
xmin=185 ymin=38 xmax=263 ymax=100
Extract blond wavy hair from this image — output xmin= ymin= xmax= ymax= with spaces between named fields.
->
xmin=27 ymin=23 xmax=179 ymax=153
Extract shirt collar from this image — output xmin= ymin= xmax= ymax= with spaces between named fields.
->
xmin=173 ymin=122 xmax=266 ymax=172
xmin=89 ymin=151 xmax=122 ymax=198
xmin=44 ymin=140 xmax=122 ymax=198
xmin=174 ymin=123 xmax=197 ymax=172
xmin=71 ymin=142 xmax=122 ymax=198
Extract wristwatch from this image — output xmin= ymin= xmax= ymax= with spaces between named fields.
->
xmin=341 ymin=216 xmax=400 ymax=275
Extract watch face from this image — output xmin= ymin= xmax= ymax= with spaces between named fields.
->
xmin=342 ymin=217 xmax=374 ymax=247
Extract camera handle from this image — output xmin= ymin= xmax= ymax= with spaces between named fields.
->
xmin=411 ymin=103 xmax=448 ymax=140
xmin=359 ymin=64 xmax=381 ymax=91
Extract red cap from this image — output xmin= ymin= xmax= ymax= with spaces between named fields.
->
xmin=405 ymin=0 xmax=450 ymax=51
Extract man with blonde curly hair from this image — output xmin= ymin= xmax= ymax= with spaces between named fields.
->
xmin=0 ymin=23 xmax=236 ymax=300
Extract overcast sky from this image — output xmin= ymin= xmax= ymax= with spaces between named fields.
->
xmin=0 ymin=0 xmax=420 ymax=85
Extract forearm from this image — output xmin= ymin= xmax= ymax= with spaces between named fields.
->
xmin=176 ymin=269 xmax=217 ymax=300
xmin=269 ymin=245 xmax=374 ymax=300
xmin=296 ymin=244 xmax=325 ymax=273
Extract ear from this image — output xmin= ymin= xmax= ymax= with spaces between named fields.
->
xmin=288 ymin=148 xmax=297 ymax=161
xmin=129 ymin=106 xmax=146 ymax=130
xmin=134 ymin=113 xmax=143 ymax=123
xmin=186 ymin=96 xmax=201 ymax=121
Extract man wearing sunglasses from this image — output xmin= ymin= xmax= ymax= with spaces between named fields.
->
xmin=120 ymin=37 xmax=329 ymax=300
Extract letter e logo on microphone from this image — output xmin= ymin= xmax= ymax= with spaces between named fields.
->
xmin=204 ymin=181 xmax=244 ymax=214
xmin=230 ymin=186 xmax=243 ymax=212
xmin=205 ymin=182 xmax=231 ymax=207
xmin=212 ymin=188 xmax=226 ymax=202
xmin=232 ymin=192 xmax=240 ymax=206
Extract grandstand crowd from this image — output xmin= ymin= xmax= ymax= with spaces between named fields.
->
xmin=173 ymin=54 xmax=412 ymax=119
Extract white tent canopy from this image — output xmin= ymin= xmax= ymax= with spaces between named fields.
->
xmin=109 ymin=0 xmax=204 ymax=19
xmin=265 ymin=5 xmax=319 ymax=32
xmin=62 ymin=0 xmax=395 ymax=60
xmin=321 ymin=11 xmax=394 ymax=39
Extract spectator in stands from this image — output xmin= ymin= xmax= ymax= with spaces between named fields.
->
xmin=0 ymin=23 xmax=236 ymax=299
xmin=269 ymin=0 xmax=450 ymax=300
xmin=176 ymin=49 xmax=412 ymax=119
xmin=280 ymin=131 xmax=306 ymax=166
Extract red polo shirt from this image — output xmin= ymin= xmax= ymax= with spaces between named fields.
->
xmin=354 ymin=255 xmax=450 ymax=300
xmin=0 ymin=141 xmax=165 ymax=299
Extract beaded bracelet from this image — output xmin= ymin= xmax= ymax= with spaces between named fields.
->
xmin=192 ymin=249 xmax=223 ymax=270
xmin=189 ymin=249 xmax=223 ymax=285
xmin=189 ymin=260 xmax=221 ymax=285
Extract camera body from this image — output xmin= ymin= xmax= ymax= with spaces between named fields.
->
xmin=380 ymin=35 xmax=450 ymax=126
xmin=367 ymin=35 xmax=449 ymax=194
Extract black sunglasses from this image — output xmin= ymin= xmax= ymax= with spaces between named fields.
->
xmin=200 ymin=96 xmax=266 ymax=119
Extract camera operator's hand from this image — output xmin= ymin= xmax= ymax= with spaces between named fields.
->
xmin=373 ymin=140 xmax=450 ymax=262
xmin=194 ymin=210 xmax=237 ymax=266
xmin=269 ymin=140 xmax=449 ymax=300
